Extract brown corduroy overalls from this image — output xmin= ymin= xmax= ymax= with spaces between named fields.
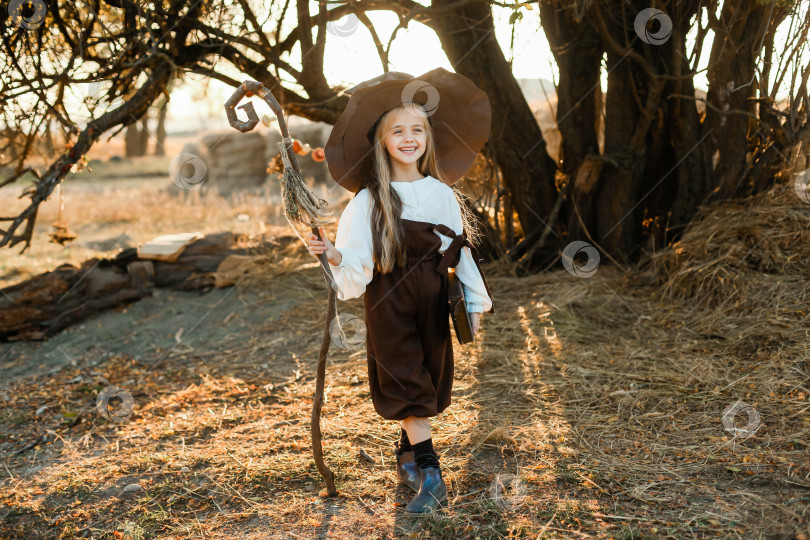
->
xmin=363 ymin=218 xmax=493 ymax=421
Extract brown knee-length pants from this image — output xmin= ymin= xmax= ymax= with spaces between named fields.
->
xmin=363 ymin=218 xmax=464 ymax=421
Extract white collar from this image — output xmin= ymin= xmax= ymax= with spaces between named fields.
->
xmin=391 ymin=175 xmax=434 ymax=185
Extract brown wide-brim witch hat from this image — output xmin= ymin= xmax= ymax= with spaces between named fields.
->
xmin=324 ymin=67 xmax=491 ymax=194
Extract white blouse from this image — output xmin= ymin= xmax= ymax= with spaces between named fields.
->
xmin=327 ymin=175 xmax=493 ymax=314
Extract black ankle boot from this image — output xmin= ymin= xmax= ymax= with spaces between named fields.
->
xmin=395 ymin=449 xmax=420 ymax=492
xmin=404 ymin=466 xmax=447 ymax=514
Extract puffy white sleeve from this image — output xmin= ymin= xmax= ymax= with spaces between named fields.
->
xmin=447 ymin=191 xmax=493 ymax=314
xmin=327 ymin=195 xmax=375 ymax=301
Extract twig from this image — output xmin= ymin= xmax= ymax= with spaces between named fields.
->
xmin=537 ymin=510 xmax=558 ymax=538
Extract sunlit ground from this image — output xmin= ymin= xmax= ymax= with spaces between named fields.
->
xmin=0 ymin=153 xmax=807 ymax=539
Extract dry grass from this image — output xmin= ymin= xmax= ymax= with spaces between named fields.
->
xmin=0 ymin=157 xmax=343 ymax=289
xmin=1 ymin=164 xmax=809 ymax=539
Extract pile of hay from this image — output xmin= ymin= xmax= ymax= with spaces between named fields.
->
xmin=640 ymin=180 xmax=810 ymax=346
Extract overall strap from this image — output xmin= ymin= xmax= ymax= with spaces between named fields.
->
xmin=433 ymin=224 xmax=495 ymax=314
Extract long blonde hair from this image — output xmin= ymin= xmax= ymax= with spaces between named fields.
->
xmin=358 ymin=102 xmax=481 ymax=274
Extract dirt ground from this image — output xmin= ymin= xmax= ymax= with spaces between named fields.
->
xmin=1 ymin=156 xmax=809 ymax=539
xmin=0 ymin=279 xmax=306 ymax=386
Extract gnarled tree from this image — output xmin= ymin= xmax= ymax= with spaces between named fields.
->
xmin=1 ymin=0 xmax=808 ymax=274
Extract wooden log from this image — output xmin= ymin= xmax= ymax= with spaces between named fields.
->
xmin=127 ymin=260 xmax=155 ymax=289
xmin=17 ymin=288 xmax=153 ymax=341
xmin=0 ymin=231 xmax=298 ymax=342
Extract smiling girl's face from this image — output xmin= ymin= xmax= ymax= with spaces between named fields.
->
xmin=382 ymin=106 xmax=428 ymax=167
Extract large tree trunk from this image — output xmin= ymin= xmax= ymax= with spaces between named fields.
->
xmin=430 ymin=0 xmax=561 ymax=266
xmin=702 ymin=1 xmax=791 ymax=203
xmin=155 ymin=99 xmax=167 ymax=156
xmin=539 ymin=0 xmax=603 ymax=242
xmin=667 ymin=16 xmax=711 ymax=240
xmin=138 ymin=116 xmax=149 ymax=156
xmin=125 ymin=123 xmax=142 ymax=156
xmin=594 ymin=52 xmax=650 ymax=263
xmin=125 ymin=123 xmax=137 ymax=156
xmin=125 ymin=114 xmax=150 ymax=157
xmin=547 ymin=0 xmax=714 ymax=261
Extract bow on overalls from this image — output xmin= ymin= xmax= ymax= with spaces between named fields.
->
xmin=432 ymin=224 xmax=495 ymax=314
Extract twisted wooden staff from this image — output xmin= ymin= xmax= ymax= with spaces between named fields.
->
xmin=225 ymin=80 xmax=341 ymax=496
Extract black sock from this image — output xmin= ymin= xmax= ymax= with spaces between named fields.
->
xmin=411 ymin=437 xmax=440 ymax=470
xmin=396 ymin=427 xmax=412 ymax=454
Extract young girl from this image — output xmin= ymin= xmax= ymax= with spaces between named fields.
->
xmin=307 ymin=68 xmax=494 ymax=514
